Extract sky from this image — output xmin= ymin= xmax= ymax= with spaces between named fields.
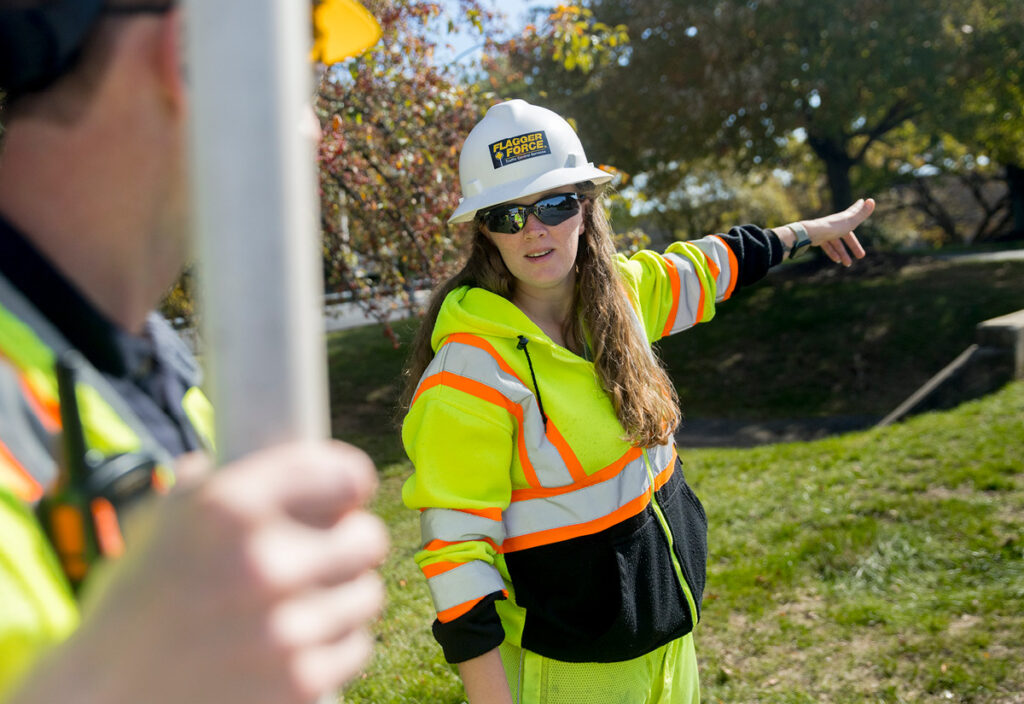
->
xmin=434 ymin=0 xmax=536 ymax=66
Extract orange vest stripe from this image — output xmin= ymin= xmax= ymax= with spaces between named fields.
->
xmin=659 ymin=255 xmax=682 ymax=338
xmin=503 ymin=490 xmax=653 ymax=553
xmin=510 ymin=446 xmax=642 ymax=503
xmin=440 ymin=334 xmax=586 ymax=480
xmin=0 ymin=437 xmax=44 ymax=502
xmin=436 ymin=589 xmax=510 ymax=624
xmin=710 ymin=234 xmax=739 ymax=300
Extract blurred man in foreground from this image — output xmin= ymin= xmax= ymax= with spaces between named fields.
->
xmin=0 ymin=1 xmax=387 ymax=702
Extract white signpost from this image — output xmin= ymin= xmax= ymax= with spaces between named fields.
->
xmin=185 ymin=0 xmax=329 ymax=464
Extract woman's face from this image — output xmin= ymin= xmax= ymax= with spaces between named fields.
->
xmin=481 ymin=186 xmax=585 ymax=303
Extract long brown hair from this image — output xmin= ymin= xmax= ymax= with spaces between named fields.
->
xmin=400 ymin=182 xmax=680 ymax=448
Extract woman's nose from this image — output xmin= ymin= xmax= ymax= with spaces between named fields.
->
xmin=522 ymin=212 xmax=546 ymax=237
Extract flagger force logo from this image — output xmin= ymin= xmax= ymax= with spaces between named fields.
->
xmin=489 ymin=131 xmax=551 ymax=169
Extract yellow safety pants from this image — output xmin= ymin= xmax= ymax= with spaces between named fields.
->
xmin=499 ymin=634 xmax=699 ymax=704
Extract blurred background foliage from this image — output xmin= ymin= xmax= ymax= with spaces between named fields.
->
xmin=139 ymin=0 xmax=1024 ymax=324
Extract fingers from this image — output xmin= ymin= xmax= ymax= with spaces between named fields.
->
xmin=252 ymin=510 xmax=389 ymax=595
xmin=269 ymin=572 xmax=385 ymax=650
xmin=804 ymin=197 xmax=874 ymax=266
xmin=844 ymin=197 xmax=876 ymax=229
xmin=820 ymin=238 xmax=844 ymax=265
xmin=289 ymin=628 xmax=376 ymax=701
xmin=842 ymin=231 xmax=866 ymax=260
xmin=208 ymin=441 xmax=378 ymax=527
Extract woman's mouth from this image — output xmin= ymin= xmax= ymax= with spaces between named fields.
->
xmin=525 ymin=249 xmax=554 ymax=259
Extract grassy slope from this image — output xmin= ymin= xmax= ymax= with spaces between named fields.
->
xmin=328 ymin=258 xmax=1024 ymax=703
xmin=658 ymin=258 xmax=1024 ymax=419
xmin=342 ymin=382 xmax=1023 ymax=703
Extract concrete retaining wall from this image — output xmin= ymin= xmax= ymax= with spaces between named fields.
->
xmin=878 ymin=309 xmax=1024 ymax=426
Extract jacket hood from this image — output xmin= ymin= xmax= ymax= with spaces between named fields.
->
xmin=431 ymin=286 xmax=535 ymax=352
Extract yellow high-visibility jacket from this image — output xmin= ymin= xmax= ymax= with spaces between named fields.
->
xmin=0 ymin=272 xmax=214 ymax=699
xmin=403 ymin=227 xmax=782 ymax=664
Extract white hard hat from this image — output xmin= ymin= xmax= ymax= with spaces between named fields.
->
xmin=448 ymin=99 xmax=613 ymax=224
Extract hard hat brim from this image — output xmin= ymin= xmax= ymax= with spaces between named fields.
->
xmin=312 ymin=0 xmax=381 ymax=64
xmin=448 ymin=163 xmax=614 ymax=224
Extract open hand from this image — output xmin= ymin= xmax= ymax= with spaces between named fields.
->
xmin=801 ymin=198 xmax=875 ymax=267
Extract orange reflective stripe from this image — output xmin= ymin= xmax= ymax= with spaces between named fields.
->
xmin=511 ymin=446 xmax=642 ymax=503
xmin=421 ymin=560 xmax=464 ymax=579
xmin=710 ymin=235 xmax=738 ymax=300
xmin=660 ymin=256 xmax=681 ymax=338
xmin=413 ymin=370 xmax=543 ymax=489
xmin=694 ymin=266 xmax=707 ymax=324
xmin=436 ymin=589 xmax=509 ymax=624
xmin=457 ymin=506 xmax=503 ymax=521
xmin=0 ymin=349 xmax=61 ymax=432
xmin=544 ymin=422 xmax=587 ymax=483
xmin=91 ymin=497 xmax=125 ymax=559
xmin=425 ymin=537 xmax=503 ymax=554
xmin=442 ymin=333 xmax=586 ymax=478
xmin=415 ymin=505 xmax=503 ymax=521
xmin=0 ymin=437 xmax=43 ymax=502
xmin=705 ymin=253 xmax=721 ymax=281
xmin=17 ymin=374 xmax=61 ymax=432
xmin=444 ymin=333 xmax=522 ymax=381
xmin=417 ymin=371 xmax=512 ymax=412
xmin=504 ymin=490 xmax=652 ymax=553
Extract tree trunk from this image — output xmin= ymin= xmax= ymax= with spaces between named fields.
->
xmin=1006 ymin=163 xmax=1024 ymax=238
xmin=807 ymin=133 xmax=855 ymax=212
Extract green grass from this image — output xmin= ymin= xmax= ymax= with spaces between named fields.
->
xmin=341 ymin=382 xmax=1024 ymax=703
xmin=326 ymin=257 xmax=1024 ymax=702
xmin=657 ymin=258 xmax=1024 ymax=419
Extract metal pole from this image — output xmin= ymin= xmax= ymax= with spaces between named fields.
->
xmin=184 ymin=0 xmax=328 ymax=464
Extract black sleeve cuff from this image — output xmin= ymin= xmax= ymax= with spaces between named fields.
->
xmin=716 ymin=224 xmax=784 ymax=292
xmin=432 ymin=591 xmax=507 ymax=663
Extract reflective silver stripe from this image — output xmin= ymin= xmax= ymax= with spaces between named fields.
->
xmin=504 ymin=442 xmax=677 ymax=546
xmin=427 ymin=560 xmax=506 ymax=614
xmin=648 ymin=442 xmax=676 ymax=479
xmin=662 ymin=250 xmax=709 ymax=334
xmin=690 ymin=236 xmax=735 ymax=303
xmin=417 ymin=339 xmax=578 ymax=488
xmin=0 ymin=362 xmax=57 ymax=491
xmin=421 ymin=507 xmax=505 ymax=547
xmin=0 ymin=276 xmax=176 ymax=471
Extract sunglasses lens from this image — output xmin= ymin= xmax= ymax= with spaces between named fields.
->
xmin=534 ymin=194 xmax=580 ymax=225
xmin=485 ymin=208 xmax=525 ymax=234
xmin=482 ymin=193 xmax=580 ymax=234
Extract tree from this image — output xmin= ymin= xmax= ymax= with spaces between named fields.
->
xmin=501 ymin=0 xmax=1016 ymax=215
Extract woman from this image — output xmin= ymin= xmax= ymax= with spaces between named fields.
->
xmin=400 ymin=99 xmax=873 ymax=704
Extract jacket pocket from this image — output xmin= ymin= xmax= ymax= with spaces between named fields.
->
xmin=654 ymin=460 xmax=708 ymax=622
xmin=506 ymin=505 xmax=694 ymax=663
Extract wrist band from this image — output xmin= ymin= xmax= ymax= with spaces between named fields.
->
xmin=788 ymin=222 xmax=811 ymax=259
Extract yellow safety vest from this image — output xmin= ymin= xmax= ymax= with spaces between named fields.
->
xmin=0 ymin=273 xmax=214 ymax=699
xmin=402 ymin=237 xmax=739 ymax=664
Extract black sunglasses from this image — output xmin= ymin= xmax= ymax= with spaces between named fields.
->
xmin=480 ymin=193 xmax=582 ymax=234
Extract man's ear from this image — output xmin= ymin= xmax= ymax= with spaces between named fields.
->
xmin=156 ymin=7 xmax=186 ymax=115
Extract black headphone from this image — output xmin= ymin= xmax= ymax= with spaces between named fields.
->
xmin=0 ymin=0 xmax=106 ymax=96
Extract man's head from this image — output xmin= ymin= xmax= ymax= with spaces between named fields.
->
xmin=0 ymin=0 xmax=378 ymax=331
xmin=0 ymin=1 xmax=189 ymax=332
